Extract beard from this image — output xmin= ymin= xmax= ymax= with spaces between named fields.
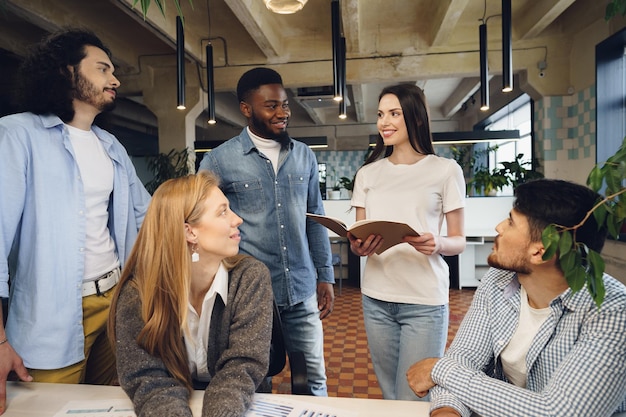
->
xmin=487 ymin=247 xmax=533 ymax=275
xmin=73 ymin=71 xmax=116 ymax=113
xmin=250 ymin=111 xmax=290 ymax=148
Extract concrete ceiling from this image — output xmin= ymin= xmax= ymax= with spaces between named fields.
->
xmin=0 ymin=0 xmax=608 ymax=147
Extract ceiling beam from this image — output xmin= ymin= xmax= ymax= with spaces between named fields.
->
xmin=430 ymin=0 xmax=471 ymax=46
xmin=223 ymin=0 xmax=283 ymax=61
xmin=515 ymin=0 xmax=576 ymax=39
xmin=441 ymin=77 xmax=480 ymax=118
xmin=342 ymin=0 xmax=360 ymax=53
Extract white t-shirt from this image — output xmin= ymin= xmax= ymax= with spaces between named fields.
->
xmin=185 ymin=263 xmax=229 ymax=382
xmin=500 ymin=285 xmax=551 ymax=387
xmin=351 ymin=155 xmax=465 ymax=305
xmin=66 ymin=124 xmax=119 ymax=281
xmin=248 ymin=127 xmax=281 ymax=174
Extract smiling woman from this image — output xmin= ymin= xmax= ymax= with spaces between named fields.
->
xmin=348 ymin=83 xmax=466 ymax=401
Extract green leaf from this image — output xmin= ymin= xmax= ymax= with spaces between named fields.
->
xmin=587 ymin=165 xmax=603 ymax=191
xmin=132 ymin=0 xmax=193 ymax=19
xmin=586 ymin=250 xmax=606 ymax=308
xmin=558 ymin=230 xmax=573 ymax=258
xmin=559 ymin=250 xmax=578 ymax=275
xmin=588 ymin=250 xmax=606 ymax=280
xmin=607 ymin=217 xmax=619 ymax=239
xmin=593 ymin=203 xmax=608 ymax=230
xmin=541 ymin=225 xmax=560 ymax=261
xmin=565 ymin=264 xmax=586 ymax=293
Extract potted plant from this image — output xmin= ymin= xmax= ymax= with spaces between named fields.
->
xmin=471 ymin=166 xmax=510 ymax=196
xmin=451 ymin=144 xmax=500 ymax=195
xmin=328 ymin=181 xmax=342 ymax=200
xmin=497 ymin=153 xmax=544 ymax=188
xmin=339 ymin=176 xmax=355 ymax=198
xmin=145 ymin=148 xmax=192 ymax=194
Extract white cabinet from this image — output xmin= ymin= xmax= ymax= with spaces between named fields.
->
xmin=458 ymin=237 xmax=494 ymax=288
xmin=456 ymin=197 xmax=514 ymax=288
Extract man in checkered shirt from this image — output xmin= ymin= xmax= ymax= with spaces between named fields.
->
xmin=407 ymin=179 xmax=626 ymax=417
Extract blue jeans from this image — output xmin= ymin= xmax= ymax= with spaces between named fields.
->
xmin=362 ymin=294 xmax=448 ymax=401
xmin=278 ymin=293 xmax=328 ymax=396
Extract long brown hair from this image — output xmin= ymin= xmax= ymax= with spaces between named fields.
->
xmin=365 ymin=83 xmax=435 ymax=165
xmin=108 ymin=171 xmax=244 ymax=391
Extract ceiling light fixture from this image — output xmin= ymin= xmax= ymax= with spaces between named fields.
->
xmin=206 ymin=43 xmax=216 ymax=124
xmin=338 ymin=36 xmax=347 ymax=119
xmin=479 ymin=22 xmax=489 ymax=111
xmin=176 ymin=16 xmax=186 ymax=110
xmin=331 ymin=0 xmax=343 ymax=102
xmin=264 ymin=0 xmax=308 ymax=14
xmin=501 ymin=0 xmax=513 ymax=92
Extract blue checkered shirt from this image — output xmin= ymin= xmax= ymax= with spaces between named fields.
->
xmin=430 ymin=268 xmax=626 ymax=417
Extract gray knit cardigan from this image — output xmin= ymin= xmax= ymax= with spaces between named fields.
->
xmin=114 ymin=256 xmax=273 ymax=417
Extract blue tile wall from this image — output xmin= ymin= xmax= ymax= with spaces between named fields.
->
xmin=534 ymin=85 xmax=596 ymax=161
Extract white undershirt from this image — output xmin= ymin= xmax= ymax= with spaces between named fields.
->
xmin=500 ymin=285 xmax=551 ymax=387
xmin=248 ymin=127 xmax=281 ymax=174
xmin=184 ymin=263 xmax=229 ymax=381
xmin=66 ymin=124 xmax=119 ymax=281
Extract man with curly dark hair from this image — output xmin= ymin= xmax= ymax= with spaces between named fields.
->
xmin=0 ymin=28 xmax=150 ymax=414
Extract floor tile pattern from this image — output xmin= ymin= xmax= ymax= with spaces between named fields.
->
xmin=271 ymin=284 xmax=475 ymax=398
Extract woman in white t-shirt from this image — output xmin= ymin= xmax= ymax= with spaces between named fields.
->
xmin=348 ymin=84 xmax=466 ymax=401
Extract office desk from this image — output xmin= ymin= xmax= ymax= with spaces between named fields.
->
xmin=4 ymin=382 xmax=431 ymax=416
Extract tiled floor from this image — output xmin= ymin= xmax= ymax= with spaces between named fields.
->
xmin=271 ymin=284 xmax=476 ymax=398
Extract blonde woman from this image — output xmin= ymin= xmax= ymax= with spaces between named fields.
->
xmin=109 ymin=171 xmax=273 ymax=417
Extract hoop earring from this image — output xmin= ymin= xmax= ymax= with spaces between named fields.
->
xmin=191 ymin=243 xmax=199 ymax=263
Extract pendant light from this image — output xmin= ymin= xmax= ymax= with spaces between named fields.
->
xmin=176 ymin=16 xmax=185 ymax=110
xmin=479 ymin=22 xmax=489 ymax=111
xmin=501 ymin=0 xmax=513 ymax=92
xmin=206 ymin=43 xmax=216 ymax=124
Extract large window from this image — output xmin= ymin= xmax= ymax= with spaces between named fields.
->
xmin=479 ymin=94 xmax=533 ymax=195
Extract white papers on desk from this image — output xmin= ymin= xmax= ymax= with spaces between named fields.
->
xmin=246 ymin=395 xmax=358 ymax=417
xmin=53 ymin=399 xmax=135 ymax=416
xmin=53 ymin=395 xmax=358 ymax=417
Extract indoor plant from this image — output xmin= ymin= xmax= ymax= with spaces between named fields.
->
xmin=497 ymin=153 xmax=544 ymax=188
xmin=145 ymin=148 xmax=192 ymax=194
xmin=133 ymin=0 xmax=192 ymax=19
xmin=471 ymin=165 xmax=510 ymax=196
xmin=328 ymin=181 xmax=342 ymax=200
xmin=339 ymin=176 xmax=354 ymax=193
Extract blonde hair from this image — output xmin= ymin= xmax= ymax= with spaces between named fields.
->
xmin=109 ymin=171 xmax=245 ymax=391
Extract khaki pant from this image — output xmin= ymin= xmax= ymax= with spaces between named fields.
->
xmin=28 ymin=287 xmax=117 ymax=385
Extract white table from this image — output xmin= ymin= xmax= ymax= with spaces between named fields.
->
xmin=4 ymin=381 xmax=431 ymax=416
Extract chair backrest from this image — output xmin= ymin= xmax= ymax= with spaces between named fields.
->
xmin=267 ymin=301 xmax=287 ymax=377
xmin=265 ymin=300 xmax=311 ymax=395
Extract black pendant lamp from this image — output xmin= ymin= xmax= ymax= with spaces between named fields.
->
xmin=338 ymin=36 xmax=347 ymax=119
xmin=479 ymin=23 xmax=489 ymax=111
xmin=206 ymin=43 xmax=216 ymax=124
xmin=176 ymin=16 xmax=186 ymax=110
xmin=331 ymin=0 xmax=342 ymax=102
xmin=501 ymin=0 xmax=513 ymax=92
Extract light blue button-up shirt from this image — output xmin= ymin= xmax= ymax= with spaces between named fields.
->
xmin=0 ymin=112 xmax=150 ymax=369
xmin=199 ymin=129 xmax=333 ymax=307
xmin=430 ymin=268 xmax=626 ymax=417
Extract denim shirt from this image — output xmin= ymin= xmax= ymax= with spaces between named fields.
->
xmin=0 ymin=112 xmax=151 ymax=369
xmin=200 ymin=129 xmax=333 ymax=307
